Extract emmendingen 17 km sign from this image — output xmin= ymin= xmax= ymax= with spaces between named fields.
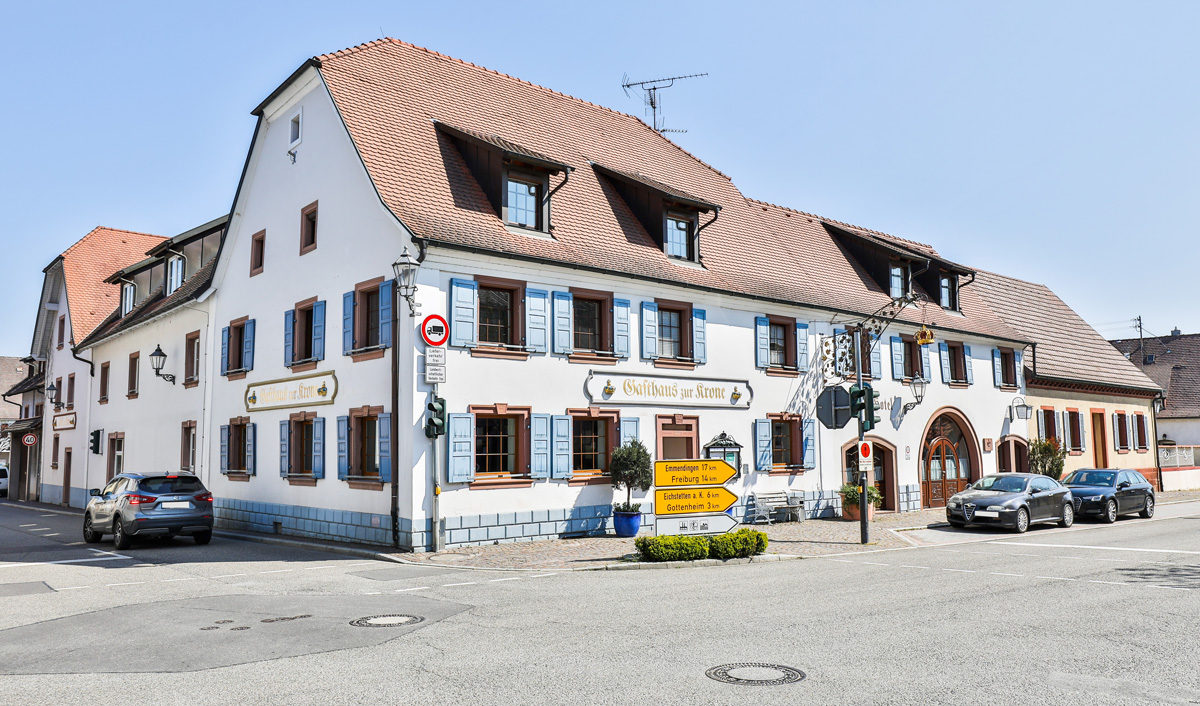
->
xmin=652 ymin=458 xmax=740 ymax=536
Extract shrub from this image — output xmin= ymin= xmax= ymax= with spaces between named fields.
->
xmin=1029 ymin=437 xmax=1068 ymax=480
xmin=708 ymin=529 xmax=768 ymax=559
xmin=839 ymin=482 xmax=883 ymax=508
xmin=610 ymin=439 xmax=653 ymax=507
xmin=633 ymin=529 xmax=768 ymax=562
xmin=613 ymin=501 xmax=641 ymax=513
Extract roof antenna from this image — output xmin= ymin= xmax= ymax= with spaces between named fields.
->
xmin=622 ymin=72 xmax=707 ymax=133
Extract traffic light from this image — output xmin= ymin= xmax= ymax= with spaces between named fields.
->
xmin=425 ymin=396 xmax=447 ymax=438
xmin=89 ymin=429 xmax=102 ymax=455
xmin=861 ymin=385 xmax=883 ymax=433
xmin=849 ymin=384 xmax=867 ymax=416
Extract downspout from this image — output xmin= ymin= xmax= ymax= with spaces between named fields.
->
xmin=70 ymin=346 xmax=94 ymax=377
xmin=695 ymin=207 xmax=720 ymax=264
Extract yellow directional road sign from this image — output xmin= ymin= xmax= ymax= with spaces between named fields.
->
xmin=654 ymin=459 xmax=738 ymax=488
xmin=654 ymin=486 xmax=739 ymax=516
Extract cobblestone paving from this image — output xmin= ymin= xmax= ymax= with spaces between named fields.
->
xmin=389 ymin=490 xmax=1200 ymax=571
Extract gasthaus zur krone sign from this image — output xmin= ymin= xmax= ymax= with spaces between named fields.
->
xmin=653 ymin=459 xmax=740 ymax=537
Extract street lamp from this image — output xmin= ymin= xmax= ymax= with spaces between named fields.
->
xmin=901 ymin=377 xmax=927 ymax=417
xmin=45 ymin=381 xmax=61 ymax=411
xmin=391 ymin=247 xmax=421 ymax=317
xmin=1009 ymin=396 xmax=1033 ymax=421
xmin=148 ymin=345 xmax=175 ymax=385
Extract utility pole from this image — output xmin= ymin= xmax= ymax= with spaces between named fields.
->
xmin=1137 ymin=315 xmax=1144 ymax=366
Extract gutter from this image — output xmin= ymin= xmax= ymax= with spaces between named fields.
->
xmin=69 ymin=346 xmax=94 ymax=377
xmin=1026 ymin=373 xmax=1163 ymax=396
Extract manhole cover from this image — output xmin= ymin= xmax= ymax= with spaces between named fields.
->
xmin=349 ymin=614 xmax=424 ymax=628
xmin=230 ymin=626 xmax=251 ymax=631
xmin=706 ymin=663 xmax=806 ymax=686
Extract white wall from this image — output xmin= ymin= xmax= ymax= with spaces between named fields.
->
xmin=1159 ymin=418 xmax=1200 ymax=446
xmin=39 ymin=280 xmax=94 ymax=507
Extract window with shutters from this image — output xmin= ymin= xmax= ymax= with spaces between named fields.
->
xmin=1134 ymin=413 xmax=1148 ymax=451
xmin=349 ymin=406 xmax=384 ymax=478
xmin=999 ymin=348 xmax=1017 ymax=387
xmin=889 ymin=262 xmax=909 ymax=299
xmin=346 ymin=277 xmax=391 ymax=362
xmin=472 ymin=276 xmax=526 ymax=356
xmin=764 ymin=316 xmax=799 ymax=374
xmin=181 ymin=421 xmax=197 ymax=472
xmin=184 ymin=330 xmax=201 ymax=386
xmin=127 ymin=352 xmax=139 ymax=398
xmin=1115 ymin=412 xmax=1130 ymax=451
xmin=1066 ymin=410 xmax=1083 ymax=453
xmin=225 ymin=318 xmax=248 ymax=375
xmin=939 ymin=275 xmax=958 ymax=310
xmin=250 ymin=230 xmax=266 ymax=277
xmin=1041 ymin=408 xmax=1058 ymax=442
xmin=107 ymin=434 xmax=124 ymax=481
xmin=227 ymin=418 xmax=249 ymax=472
xmin=299 ymin=201 xmax=318 ymax=255
xmin=946 ymin=342 xmax=968 ymax=384
xmin=902 ymin=336 xmax=924 ymax=380
xmin=99 ymin=362 xmax=109 ymax=403
xmin=287 ymin=297 xmax=324 ymax=372
xmin=567 ymin=287 xmax=614 ymax=361
xmin=768 ymin=413 xmax=803 ymax=470
xmin=289 ymin=412 xmax=318 ymax=476
xmin=654 ymin=298 xmax=693 ymax=368
xmin=567 ymin=408 xmax=620 ymax=484
xmin=67 ymin=373 xmax=74 ymax=409
xmin=466 ymin=404 xmax=533 ymax=487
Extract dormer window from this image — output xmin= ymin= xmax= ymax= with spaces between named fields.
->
xmin=504 ymin=172 xmax=545 ymax=230
xmin=889 ymin=262 xmax=909 ymax=299
xmin=166 ymin=256 xmax=184 ymax=295
xmin=665 ymin=215 xmax=696 ymax=260
xmin=939 ymin=275 xmax=958 ymax=310
xmin=120 ymin=283 xmax=135 ymax=317
xmin=591 ymin=162 xmax=717 ymax=265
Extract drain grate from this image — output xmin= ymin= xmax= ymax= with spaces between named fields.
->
xmin=706 ymin=663 xmax=806 ymax=686
xmin=350 ymin=614 xmax=424 ymax=628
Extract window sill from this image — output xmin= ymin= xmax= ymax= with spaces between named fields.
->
xmin=999 ymin=384 xmax=1020 ymax=392
xmin=350 ymin=348 xmax=386 ymax=363
xmin=57 ymin=344 xmax=63 ymax=350
xmin=568 ymin=475 xmax=612 ymax=486
xmin=66 ymin=405 xmax=74 ymax=411
xmin=226 ymin=371 xmax=248 ymax=381
xmin=1136 ymin=448 xmax=1149 ymax=454
xmin=249 ymin=267 xmax=264 ymax=278
xmin=504 ymin=223 xmax=554 ymax=240
xmin=51 ymin=463 xmax=58 ymax=470
xmin=126 ymin=392 xmax=139 ymax=400
xmin=299 ymin=242 xmax=317 ymax=256
xmin=667 ymin=257 xmax=706 ymax=271
xmin=765 ymin=367 xmax=799 ymax=378
xmin=286 ymin=475 xmax=318 ymax=486
xmin=1116 ymin=450 xmax=1131 ymax=455
xmin=289 ymin=361 xmax=318 ymax=373
xmin=768 ymin=466 xmax=807 ymax=476
xmin=183 ymin=379 xmax=199 ymax=389
xmin=1069 ymin=451 xmax=1084 ymax=456
xmin=347 ymin=479 xmax=385 ymax=490
xmin=568 ymin=353 xmax=617 ymax=366
xmin=469 ymin=477 xmax=534 ymax=490
xmin=947 ymin=381 xmax=969 ymax=389
xmin=98 ymin=398 xmax=108 ymax=405
xmin=653 ymin=358 xmax=696 ymax=371
xmin=469 ymin=347 xmax=530 ymax=361
xmin=225 ymin=472 xmax=251 ymax=482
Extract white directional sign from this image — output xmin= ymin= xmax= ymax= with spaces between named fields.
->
xmin=654 ymin=512 xmax=739 ymax=537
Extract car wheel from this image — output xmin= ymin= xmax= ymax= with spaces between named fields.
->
xmin=1014 ymin=508 xmax=1029 ymax=534
xmin=1140 ymin=496 xmax=1155 ymax=519
xmin=193 ymin=531 xmax=212 ymax=545
xmin=1103 ymin=499 xmax=1118 ymax=524
xmin=112 ymin=518 xmax=132 ymax=550
xmin=1059 ymin=503 xmax=1074 ymax=528
xmin=82 ymin=514 xmax=102 ymax=543
xmin=949 ymin=520 xmax=966 ymax=528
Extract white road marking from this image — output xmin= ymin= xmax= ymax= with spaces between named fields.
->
xmin=1037 ymin=576 xmax=1077 ymax=581
xmin=1148 ymin=585 xmax=1190 ymax=591
xmin=827 ymin=559 xmax=858 ymax=563
xmin=861 ymin=562 xmax=892 ymax=566
xmin=305 ymin=565 xmax=336 ymax=570
xmin=364 ymin=591 xmax=382 ymax=595
xmin=341 ymin=563 xmax=375 ymax=568
xmin=259 ymin=569 xmax=293 ymax=574
xmin=942 ymin=568 xmax=974 ymax=573
xmin=991 ymin=572 xmax=1023 ymax=577
xmin=30 ymin=527 xmax=51 ymax=532
xmin=161 ymin=577 xmax=196 ymax=582
xmin=443 ymin=581 xmax=477 ymax=587
xmin=40 ymin=514 xmax=55 ymax=517
xmin=57 ymin=586 xmax=90 ymax=590
xmin=43 ymin=533 xmax=60 ymax=537
xmin=529 ymin=573 xmax=557 ymax=578
xmin=1088 ymin=580 xmax=1128 ymax=585
xmin=991 ymin=541 xmax=1200 ymax=555
xmin=106 ymin=582 xmax=144 ymax=587
xmin=210 ymin=573 xmax=246 ymax=579
xmin=488 ymin=577 xmax=521 ymax=582
xmin=899 ymin=565 xmax=931 ymax=569
xmin=18 ymin=524 xmax=35 ymax=527
xmin=396 ymin=587 xmax=428 ymax=592
xmin=0 ymin=553 xmax=131 ymax=569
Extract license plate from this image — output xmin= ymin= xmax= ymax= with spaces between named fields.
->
xmin=974 ymin=510 xmax=999 ymax=518
xmin=162 ymin=501 xmax=191 ymax=509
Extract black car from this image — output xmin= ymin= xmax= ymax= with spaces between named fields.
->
xmin=83 ymin=472 xmax=214 ymax=549
xmin=1062 ymin=469 xmax=1155 ymax=523
xmin=946 ymin=473 xmax=1074 ymax=533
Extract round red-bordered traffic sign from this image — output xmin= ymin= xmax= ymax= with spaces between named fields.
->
xmin=858 ymin=441 xmax=872 ymax=460
xmin=21 ymin=433 xmax=38 ymax=447
xmin=421 ymin=314 xmax=449 ymax=347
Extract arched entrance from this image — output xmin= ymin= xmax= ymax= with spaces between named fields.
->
xmin=920 ymin=411 xmax=979 ymax=508
xmin=841 ymin=437 xmax=898 ymax=511
xmin=997 ymin=435 xmax=1029 ymax=473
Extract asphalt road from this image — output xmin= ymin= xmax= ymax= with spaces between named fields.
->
xmin=2 ymin=500 xmax=1198 ymax=706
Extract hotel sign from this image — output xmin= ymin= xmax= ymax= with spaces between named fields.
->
xmin=585 ymin=372 xmax=752 ymax=408
xmin=245 ymin=371 xmax=338 ymax=413
xmin=52 ymin=413 xmax=77 ymax=431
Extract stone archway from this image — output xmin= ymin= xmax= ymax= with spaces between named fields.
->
xmin=841 ymin=436 xmax=898 ymax=511
xmin=918 ymin=408 xmax=981 ymax=509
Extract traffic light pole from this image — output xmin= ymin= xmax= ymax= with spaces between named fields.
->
xmin=431 ymin=382 xmax=443 ymax=552
xmin=854 ymin=329 xmax=869 ymax=545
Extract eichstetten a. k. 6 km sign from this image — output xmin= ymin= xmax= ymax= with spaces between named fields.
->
xmin=652 ymin=458 xmax=740 ymax=537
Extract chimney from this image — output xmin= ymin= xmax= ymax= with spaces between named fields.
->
xmin=1171 ymin=327 xmax=1181 ymax=336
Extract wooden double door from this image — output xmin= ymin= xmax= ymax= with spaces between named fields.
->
xmin=922 ymin=438 xmax=970 ymax=508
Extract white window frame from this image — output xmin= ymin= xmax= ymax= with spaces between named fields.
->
xmin=287 ymin=107 xmax=303 ymax=150
xmin=120 ymin=283 xmax=135 ymax=316
xmin=166 ymin=256 xmax=184 ymax=295
xmin=889 ymin=263 xmax=909 ymax=299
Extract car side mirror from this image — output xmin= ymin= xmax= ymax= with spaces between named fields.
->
xmin=89 ymin=488 xmax=100 ymax=497
xmin=1118 ymin=481 xmax=1131 ymax=489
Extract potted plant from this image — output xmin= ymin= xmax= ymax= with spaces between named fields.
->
xmin=839 ymin=482 xmax=882 ymax=521
xmin=609 ymin=439 xmax=653 ymax=537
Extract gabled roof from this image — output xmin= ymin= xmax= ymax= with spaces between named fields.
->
xmin=3 ymin=370 xmax=43 ymax=398
xmin=58 ymin=227 xmax=166 ymax=341
xmin=972 ymin=270 xmax=1159 ymax=393
xmin=77 ymin=256 xmax=218 ymax=350
xmin=309 ymin=39 xmax=1024 ymax=343
xmin=1111 ymin=333 xmax=1200 ymax=418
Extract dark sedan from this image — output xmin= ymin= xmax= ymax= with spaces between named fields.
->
xmin=946 ymin=473 xmax=1074 ymax=533
xmin=1062 ymin=469 xmax=1155 ymax=523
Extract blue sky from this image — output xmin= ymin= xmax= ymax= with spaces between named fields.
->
xmin=2 ymin=1 xmax=1196 ymax=354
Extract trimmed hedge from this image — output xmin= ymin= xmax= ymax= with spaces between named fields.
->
xmin=634 ymin=529 xmax=768 ymax=562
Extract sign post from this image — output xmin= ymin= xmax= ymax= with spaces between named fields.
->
xmin=853 ymin=329 xmax=869 ymax=544
xmin=652 ymin=459 xmax=740 ymax=536
xmin=21 ymin=433 xmax=37 ymax=447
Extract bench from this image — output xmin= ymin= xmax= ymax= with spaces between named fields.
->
xmin=747 ymin=491 xmax=805 ymax=525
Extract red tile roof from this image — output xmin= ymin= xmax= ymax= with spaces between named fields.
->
xmin=1111 ymin=333 xmax=1200 ymax=417
xmin=313 ymin=39 xmax=1023 ymax=343
xmin=60 ymin=227 xmax=166 ymax=341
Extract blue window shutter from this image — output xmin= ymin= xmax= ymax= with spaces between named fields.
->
xmin=1111 ymin=413 xmax=1120 ymax=450
xmin=920 ymin=344 xmax=931 ymax=381
xmin=525 ymin=289 xmax=549 ymax=353
xmin=552 ymin=291 xmax=573 ymax=354
xmin=641 ymin=302 xmax=658 ymax=359
xmin=754 ymin=419 xmax=771 ymax=471
xmin=551 ymin=415 xmax=572 ymax=479
xmin=284 ymin=310 xmax=295 ymax=366
xmin=1014 ymin=351 xmax=1024 ymax=390
xmin=379 ymin=280 xmax=393 ymax=348
xmin=337 ymin=416 xmax=349 ymax=480
xmin=219 ymin=425 xmax=229 ymax=473
xmin=220 ymin=327 xmax=229 ymax=376
xmin=450 ymin=278 xmax=478 ymax=348
xmin=619 ymin=417 xmax=639 ymax=446
xmin=447 ymin=413 xmax=475 ymax=483
xmin=963 ymin=345 xmax=974 ymax=385
xmin=1126 ymin=414 xmax=1134 ymax=451
xmin=279 ymin=420 xmax=290 ymax=476
xmin=1037 ymin=410 xmax=1045 ymax=440
xmin=992 ymin=349 xmax=1003 ymax=387
xmin=311 ymin=301 xmax=326 ymax=361
xmin=692 ymin=309 xmax=707 ymax=364
xmin=891 ymin=336 xmax=905 ymax=380
xmin=312 ymin=417 xmax=325 ymax=479
xmin=245 ymin=423 xmax=256 ymax=475
xmin=243 ymin=319 xmax=256 ymax=371
xmin=378 ymin=414 xmax=392 ymax=483
xmin=834 ymin=328 xmax=847 ymax=375
xmin=870 ymin=334 xmax=882 ymax=379
xmin=796 ymin=322 xmax=809 ymax=372
xmin=530 ymin=413 xmax=551 ymax=478
xmin=754 ymin=316 xmax=769 ymax=369
xmin=342 ymin=291 xmax=355 ymax=355
xmin=613 ymin=299 xmax=631 ymax=358
xmin=1079 ymin=413 xmax=1087 ymax=451
xmin=802 ymin=419 xmax=816 ymax=470
xmin=939 ymin=342 xmax=951 ymax=383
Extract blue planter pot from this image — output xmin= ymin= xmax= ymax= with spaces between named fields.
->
xmin=613 ymin=511 xmax=642 ymax=538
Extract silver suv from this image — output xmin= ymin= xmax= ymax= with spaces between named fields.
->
xmin=84 ymin=472 xmax=214 ymax=549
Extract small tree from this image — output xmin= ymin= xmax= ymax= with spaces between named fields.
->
xmin=609 ymin=439 xmax=653 ymax=513
xmin=1028 ymin=437 xmax=1068 ymax=480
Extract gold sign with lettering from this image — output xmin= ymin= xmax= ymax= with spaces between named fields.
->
xmin=244 ymin=371 xmax=338 ymax=413
xmin=585 ymin=373 xmax=752 ymax=408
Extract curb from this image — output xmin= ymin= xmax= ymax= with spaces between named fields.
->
xmin=212 ymin=530 xmax=397 ymax=562
xmin=584 ymin=553 xmax=801 ymax=571
xmin=1 ymin=501 xmax=82 ymax=518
